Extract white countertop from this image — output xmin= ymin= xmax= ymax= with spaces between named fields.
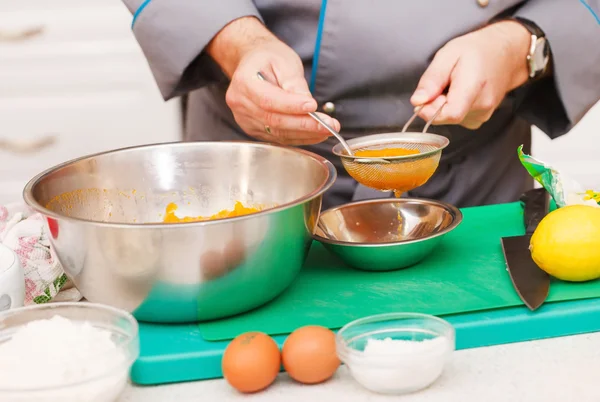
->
xmin=120 ymin=332 xmax=600 ymax=402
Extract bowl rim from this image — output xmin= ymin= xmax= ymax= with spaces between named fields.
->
xmin=0 ymin=301 xmax=139 ymax=392
xmin=335 ymin=312 xmax=455 ymax=361
xmin=312 ymin=197 xmax=463 ymax=247
xmin=22 ymin=141 xmax=337 ymax=228
xmin=332 ymin=132 xmax=450 ymax=161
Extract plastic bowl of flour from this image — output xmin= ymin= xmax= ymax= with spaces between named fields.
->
xmin=0 ymin=302 xmax=139 ymax=402
xmin=336 ymin=312 xmax=454 ymax=395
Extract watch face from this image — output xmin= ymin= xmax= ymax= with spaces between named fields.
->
xmin=532 ymin=37 xmax=550 ymax=73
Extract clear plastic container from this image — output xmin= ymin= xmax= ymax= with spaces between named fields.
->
xmin=336 ymin=313 xmax=455 ymax=395
xmin=0 ymin=302 xmax=139 ymax=402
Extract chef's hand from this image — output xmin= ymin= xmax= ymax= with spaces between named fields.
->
xmin=207 ymin=17 xmax=339 ymax=145
xmin=410 ymin=21 xmax=532 ymax=130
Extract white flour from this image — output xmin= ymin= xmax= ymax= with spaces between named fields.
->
xmin=346 ymin=336 xmax=451 ymax=394
xmin=363 ymin=336 xmax=448 ymax=354
xmin=0 ymin=315 xmax=129 ymax=402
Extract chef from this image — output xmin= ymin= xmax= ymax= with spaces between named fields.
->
xmin=122 ymin=0 xmax=600 ymax=209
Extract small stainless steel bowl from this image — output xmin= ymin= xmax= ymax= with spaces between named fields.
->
xmin=313 ymin=198 xmax=462 ymax=271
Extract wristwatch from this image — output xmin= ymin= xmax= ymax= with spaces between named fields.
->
xmin=509 ymin=16 xmax=551 ymax=80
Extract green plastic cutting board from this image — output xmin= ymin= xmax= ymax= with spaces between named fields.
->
xmin=198 ymin=201 xmax=600 ymax=341
xmin=133 ymin=298 xmax=600 ymax=385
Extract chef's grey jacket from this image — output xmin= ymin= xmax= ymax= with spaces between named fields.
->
xmin=122 ymin=0 xmax=600 ymax=209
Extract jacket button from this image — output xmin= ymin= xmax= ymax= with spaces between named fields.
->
xmin=477 ymin=0 xmax=489 ymax=6
xmin=322 ymin=102 xmax=336 ymax=114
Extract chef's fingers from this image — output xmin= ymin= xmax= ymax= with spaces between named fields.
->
xmin=247 ymin=125 xmax=333 ymax=146
xmin=467 ymin=85 xmax=500 ymax=122
xmin=233 ymin=112 xmax=334 ymax=145
xmin=433 ymin=58 xmax=484 ymax=125
xmin=228 ymin=78 xmax=316 ymax=116
xmin=241 ymin=97 xmax=339 ymax=134
xmin=417 ymin=95 xmax=448 ymax=124
xmin=230 ymin=67 xmax=317 ymax=116
xmin=258 ymin=111 xmax=339 ymax=135
xmin=250 ymin=115 xmax=335 ymax=144
xmin=460 ymin=110 xmax=495 ymax=130
xmin=270 ymin=63 xmax=313 ymax=97
xmin=460 ymin=117 xmax=485 ymax=130
xmin=272 ymin=129 xmax=333 ymax=145
xmin=459 ymin=91 xmax=497 ymax=130
xmin=411 ymin=47 xmax=459 ymax=106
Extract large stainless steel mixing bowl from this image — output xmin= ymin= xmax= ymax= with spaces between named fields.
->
xmin=313 ymin=198 xmax=462 ymax=271
xmin=23 ymin=142 xmax=336 ymax=323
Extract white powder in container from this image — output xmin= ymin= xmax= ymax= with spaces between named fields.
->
xmin=346 ymin=336 xmax=451 ymax=394
xmin=0 ymin=315 xmax=129 ymax=402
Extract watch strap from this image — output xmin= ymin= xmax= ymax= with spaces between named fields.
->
xmin=506 ymin=16 xmax=550 ymax=80
xmin=509 ymin=16 xmax=545 ymax=39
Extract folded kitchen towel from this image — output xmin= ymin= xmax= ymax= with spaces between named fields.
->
xmin=0 ymin=203 xmax=81 ymax=305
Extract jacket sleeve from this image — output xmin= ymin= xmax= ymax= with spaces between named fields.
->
xmin=513 ymin=0 xmax=600 ymax=139
xmin=123 ymin=0 xmax=262 ymax=100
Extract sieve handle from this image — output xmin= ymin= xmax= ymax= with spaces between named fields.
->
xmin=256 ymin=72 xmax=354 ymax=156
xmin=402 ymin=103 xmax=446 ymax=134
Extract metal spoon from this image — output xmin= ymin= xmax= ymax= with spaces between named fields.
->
xmin=255 ymin=72 xmax=446 ymax=165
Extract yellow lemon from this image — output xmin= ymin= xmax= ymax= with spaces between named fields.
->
xmin=530 ymin=205 xmax=600 ymax=282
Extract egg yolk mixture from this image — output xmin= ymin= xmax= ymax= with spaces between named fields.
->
xmin=350 ymin=147 xmax=436 ymax=198
xmin=163 ymin=202 xmax=261 ymax=223
xmin=353 ymin=147 xmax=420 ymax=158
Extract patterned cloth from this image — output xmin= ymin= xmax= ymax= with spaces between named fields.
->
xmin=0 ymin=203 xmax=81 ymax=305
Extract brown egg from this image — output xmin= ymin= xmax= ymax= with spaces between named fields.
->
xmin=221 ymin=332 xmax=281 ymax=393
xmin=282 ymin=325 xmax=340 ymax=384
